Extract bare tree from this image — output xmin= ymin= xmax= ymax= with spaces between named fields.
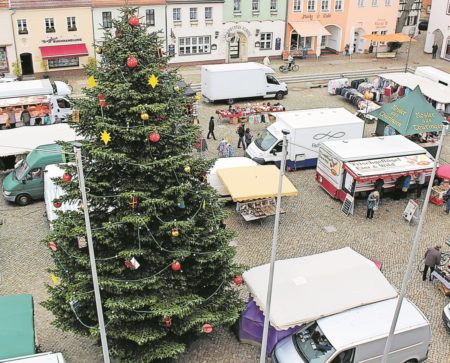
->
xmin=396 ymin=0 xmax=418 ymax=33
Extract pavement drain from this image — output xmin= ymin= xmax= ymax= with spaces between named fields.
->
xmin=323 ymin=225 xmax=337 ymax=233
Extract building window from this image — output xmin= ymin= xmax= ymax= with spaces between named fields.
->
xmin=321 ymin=0 xmax=330 ymax=11
xmin=0 ymin=47 xmax=8 ymax=71
xmin=406 ymin=15 xmax=418 ymax=26
xmin=307 ymin=0 xmax=316 ymax=11
xmin=173 ymin=8 xmax=181 ymax=21
xmin=385 ymin=0 xmax=391 ymax=5
xmin=146 ymin=9 xmax=155 ymax=26
xmin=293 ymin=0 xmax=302 ymax=11
xmin=67 ymin=17 xmax=77 ymax=31
xmin=45 ymin=18 xmax=55 ymax=33
xmin=179 ymin=36 xmax=211 ymax=55
xmin=17 ymin=19 xmax=28 ymax=34
xmin=234 ymin=0 xmax=241 ymax=12
xmin=335 ymin=0 xmax=343 ymax=11
xmin=205 ymin=7 xmax=212 ymax=19
xmin=102 ymin=12 xmax=112 ymax=28
xmin=358 ymin=0 xmax=364 ymax=6
xmin=48 ymin=57 xmax=80 ymax=69
xmin=372 ymin=0 xmax=378 ymax=6
xmin=371 ymin=30 xmax=378 ymax=45
xmin=260 ymin=32 xmax=273 ymax=49
xmin=190 ymin=8 xmax=197 ymax=21
xmin=270 ymin=0 xmax=277 ymax=10
xmin=252 ymin=0 xmax=260 ymax=11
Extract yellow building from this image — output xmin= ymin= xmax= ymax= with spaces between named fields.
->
xmin=11 ymin=0 xmax=94 ymax=76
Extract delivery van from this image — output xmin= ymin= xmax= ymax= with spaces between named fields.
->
xmin=415 ymin=66 xmax=450 ymax=87
xmin=2 ymin=144 xmax=68 ymax=206
xmin=272 ymin=298 xmax=431 ymax=363
xmin=0 ymin=79 xmax=71 ymax=99
xmin=0 ymin=353 xmax=66 ymax=363
xmin=316 ymin=135 xmax=434 ymax=202
xmin=208 ymin=157 xmax=258 ymax=197
xmin=245 ymin=108 xmax=365 ymax=170
xmin=201 ymin=62 xmax=287 ymax=104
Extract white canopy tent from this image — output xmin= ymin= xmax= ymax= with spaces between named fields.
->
xmin=379 ymin=72 xmax=450 ymax=104
xmin=243 ymin=247 xmax=398 ymax=330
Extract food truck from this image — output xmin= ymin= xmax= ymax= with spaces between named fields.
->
xmin=316 ymin=135 xmax=434 ymax=202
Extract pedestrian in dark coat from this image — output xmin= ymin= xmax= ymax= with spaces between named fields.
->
xmin=422 ymin=245 xmax=441 ymax=281
xmin=237 ymin=123 xmax=245 ymax=149
xmin=244 ymin=128 xmax=253 ymax=148
xmin=432 ymin=43 xmax=438 ymax=59
xmin=366 ymin=191 xmax=379 ymax=219
xmin=207 ymin=116 xmax=216 ymax=140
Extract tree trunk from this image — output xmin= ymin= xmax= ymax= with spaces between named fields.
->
xmin=396 ymin=0 xmax=417 ymax=33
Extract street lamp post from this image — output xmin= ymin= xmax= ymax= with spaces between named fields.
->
xmin=404 ymin=30 xmax=415 ymax=73
xmin=259 ymin=129 xmax=290 ymax=363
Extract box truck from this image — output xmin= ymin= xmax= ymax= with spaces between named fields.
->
xmin=245 ymin=108 xmax=365 ymax=170
xmin=415 ymin=66 xmax=450 ymax=87
xmin=272 ymin=298 xmax=431 ymax=363
xmin=201 ymin=62 xmax=287 ymax=104
xmin=316 ymin=135 xmax=434 ymax=202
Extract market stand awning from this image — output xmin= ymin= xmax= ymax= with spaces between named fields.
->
xmin=217 ymin=165 xmax=298 ymax=202
xmin=369 ymin=86 xmax=445 ymax=135
xmin=363 ymin=33 xmax=416 ymax=43
xmin=40 ymin=43 xmax=89 ymax=59
xmin=0 ymin=95 xmax=51 ymax=108
xmin=242 ymin=247 xmax=398 ymax=331
xmin=0 ymin=294 xmax=35 ymax=359
xmin=289 ymin=21 xmax=331 ymax=37
xmin=437 ymin=164 xmax=450 ymax=180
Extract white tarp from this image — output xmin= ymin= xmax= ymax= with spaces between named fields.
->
xmin=0 ymin=124 xmax=81 ymax=157
xmin=242 ymin=247 xmax=398 ymax=331
xmin=379 ymin=72 xmax=450 ymax=104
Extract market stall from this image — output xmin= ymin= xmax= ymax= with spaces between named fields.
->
xmin=430 ymin=165 xmax=450 ymax=206
xmin=215 ymin=102 xmax=285 ymax=125
xmin=432 ymin=267 xmax=450 ymax=296
xmin=216 ymin=165 xmax=298 ymax=221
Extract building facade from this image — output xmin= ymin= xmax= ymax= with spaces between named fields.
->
xmin=0 ymin=0 xmax=16 ymax=77
xmin=424 ymin=0 xmax=450 ymax=60
xmin=398 ymin=0 xmax=422 ymax=36
xmin=10 ymin=0 xmax=94 ymax=76
xmin=421 ymin=0 xmax=432 ymax=20
xmin=222 ymin=0 xmax=287 ymax=63
xmin=167 ymin=0 xmax=224 ymax=64
xmin=92 ymin=0 xmax=165 ymax=55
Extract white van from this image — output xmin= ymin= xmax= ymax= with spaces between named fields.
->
xmin=0 ymin=352 xmax=66 ymax=363
xmin=272 ymin=298 xmax=431 ymax=363
xmin=208 ymin=157 xmax=257 ymax=197
xmin=0 ymin=79 xmax=71 ymax=99
xmin=415 ymin=66 xmax=450 ymax=87
xmin=245 ymin=108 xmax=364 ymax=170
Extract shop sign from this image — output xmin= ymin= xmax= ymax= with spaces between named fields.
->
xmin=375 ymin=19 xmax=388 ymax=29
xmin=223 ymin=25 xmax=251 ymax=40
xmin=348 ymin=155 xmax=433 ymax=175
xmin=42 ymin=36 xmax=82 ymax=44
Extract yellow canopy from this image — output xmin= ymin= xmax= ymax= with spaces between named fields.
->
xmin=217 ymin=165 xmax=298 ymax=202
xmin=363 ymin=33 xmax=417 ymax=43
xmin=290 ymin=21 xmax=331 ymax=37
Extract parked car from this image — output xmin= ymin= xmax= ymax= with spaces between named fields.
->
xmin=418 ymin=20 xmax=428 ymax=31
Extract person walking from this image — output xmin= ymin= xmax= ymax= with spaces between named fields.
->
xmin=237 ymin=123 xmax=245 ymax=149
xmin=244 ymin=128 xmax=253 ymax=148
xmin=7 ymin=108 xmax=16 ymax=129
xmin=344 ymin=44 xmax=350 ymax=56
xmin=432 ymin=43 xmax=438 ymax=59
xmin=415 ymin=173 xmax=426 ymax=199
xmin=366 ymin=191 xmax=380 ymax=219
xmin=422 ymin=245 xmax=442 ymax=281
xmin=20 ymin=105 xmax=31 ymax=126
xmin=444 ymin=188 xmax=450 ymax=214
xmin=207 ymin=116 xmax=216 ymax=140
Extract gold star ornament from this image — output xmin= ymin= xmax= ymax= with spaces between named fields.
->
xmin=88 ymin=75 xmax=97 ymax=88
xmin=101 ymin=130 xmax=111 ymax=145
xmin=148 ymin=74 xmax=159 ymax=89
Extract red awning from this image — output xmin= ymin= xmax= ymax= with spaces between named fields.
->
xmin=40 ymin=44 xmax=89 ymax=59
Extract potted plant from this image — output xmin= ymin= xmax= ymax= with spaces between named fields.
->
xmin=12 ymin=61 xmax=22 ymax=80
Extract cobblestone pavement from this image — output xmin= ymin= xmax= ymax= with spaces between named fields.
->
xmin=1 ymin=32 xmax=450 ymax=363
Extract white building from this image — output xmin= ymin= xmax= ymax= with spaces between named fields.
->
xmin=167 ymin=0 xmax=225 ymax=64
xmin=0 ymin=1 xmax=17 ymax=77
xmin=398 ymin=0 xmax=422 ymax=36
xmin=424 ymin=0 xmax=450 ymax=59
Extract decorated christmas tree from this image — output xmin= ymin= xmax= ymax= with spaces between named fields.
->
xmin=43 ymin=7 xmax=244 ymax=362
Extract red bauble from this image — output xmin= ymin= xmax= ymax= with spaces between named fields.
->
xmin=233 ymin=275 xmax=243 ymax=286
xmin=62 ymin=173 xmax=72 ymax=182
xmin=49 ymin=242 xmax=57 ymax=251
xmin=148 ymin=131 xmax=160 ymax=143
xmin=53 ymin=201 xmax=62 ymax=209
xmin=165 ymin=316 xmax=172 ymax=328
xmin=171 ymin=261 xmax=181 ymax=271
xmin=202 ymin=323 xmax=213 ymax=334
xmin=127 ymin=55 xmax=138 ymax=68
xmin=128 ymin=15 xmax=140 ymax=27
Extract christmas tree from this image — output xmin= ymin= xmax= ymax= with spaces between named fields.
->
xmin=43 ymin=7 xmax=244 ymax=362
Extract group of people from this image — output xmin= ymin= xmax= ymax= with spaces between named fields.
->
xmin=1 ymin=105 xmax=50 ymax=129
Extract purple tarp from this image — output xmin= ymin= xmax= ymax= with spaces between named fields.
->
xmin=239 ymin=297 xmax=301 ymax=356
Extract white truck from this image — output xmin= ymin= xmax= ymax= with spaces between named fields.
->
xmin=415 ymin=66 xmax=450 ymax=87
xmin=0 ymin=79 xmax=71 ymax=99
xmin=201 ymin=62 xmax=287 ymax=104
xmin=245 ymin=108 xmax=365 ymax=170
xmin=316 ymin=135 xmax=434 ymax=202
xmin=0 ymin=353 xmax=66 ymax=363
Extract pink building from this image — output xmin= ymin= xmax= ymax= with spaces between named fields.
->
xmin=285 ymin=0 xmax=399 ymax=58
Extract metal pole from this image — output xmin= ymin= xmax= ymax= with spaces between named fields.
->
xmin=405 ymin=35 xmax=412 ymax=73
xmin=74 ymin=144 xmax=111 ymax=363
xmin=259 ymin=129 xmax=290 ymax=363
xmin=381 ymin=121 xmax=448 ymax=363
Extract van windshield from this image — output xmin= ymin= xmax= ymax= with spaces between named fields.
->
xmin=15 ymin=160 xmax=29 ymax=180
xmin=293 ymin=323 xmax=336 ymax=363
xmin=254 ymin=129 xmax=278 ymax=151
